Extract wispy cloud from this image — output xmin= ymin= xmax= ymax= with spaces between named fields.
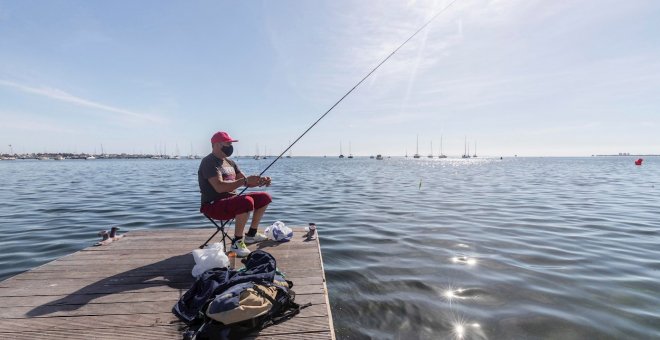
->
xmin=266 ymin=0 xmax=476 ymax=107
xmin=0 ymin=111 xmax=79 ymax=134
xmin=0 ymin=79 xmax=166 ymax=124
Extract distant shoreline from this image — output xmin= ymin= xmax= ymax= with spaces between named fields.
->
xmin=1 ymin=153 xmax=658 ymax=160
xmin=594 ymin=154 xmax=659 ymax=157
xmin=0 ymin=153 xmax=196 ymax=160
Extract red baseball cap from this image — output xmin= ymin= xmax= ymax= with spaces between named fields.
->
xmin=211 ymin=131 xmax=238 ymax=144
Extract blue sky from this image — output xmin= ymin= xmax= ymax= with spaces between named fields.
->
xmin=1 ymin=0 xmax=659 ymax=156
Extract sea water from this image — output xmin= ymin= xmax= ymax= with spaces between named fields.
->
xmin=1 ymin=157 xmax=658 ymax=339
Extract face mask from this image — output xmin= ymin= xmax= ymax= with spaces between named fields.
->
xmin=221 ymin=145 xmax=234 ymax=157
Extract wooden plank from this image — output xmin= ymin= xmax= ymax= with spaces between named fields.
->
xmin=0 ymin=227 xmax=334 ymax=339
xmin=1 ymin=275 xmax=323 ymax=291
xmin=1 ymin=274 xmax=194 ymax=286
xmin=0 ymin=325 xmax=183 ymax=340
xmin=0 ymin=288 xmax=326 ymax=310
xmin=79 ymin=244 xmax=318 ymax=253
xmin=245 ymin=316 xmax=331 ymax=335
xmin=0 ymin=313 xmax=180 ymax=331
xmin=64 ymin=245 xmax=320 ymax=259
xmin=41 ymin=254 xmax=320 ymax=267
xmin=0 ymin=298 xmax=327 ymax=319
xmin=20 ymin=267 xmax=323 ymax=283
xmin=0 ymin=326 xmax=333 ymax=340
xmin=0 ymin=281 xmax=325 ymax=298
xmin=10 ymin=271 xmax=324 ymax=285
xmin=0 ymin=291 xmax=184 ymax=308
xmin=315 ymin=226 xmax=337 ymax=340
xmin=244 ymin=332 xmax=332 ymax=340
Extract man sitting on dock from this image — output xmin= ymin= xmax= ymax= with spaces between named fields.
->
xmin=198 ymin=131 xmax=272 ymax=257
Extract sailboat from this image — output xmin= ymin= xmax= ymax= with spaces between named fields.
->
xmin=462 ymin=136 xmax=470 ymax=158
xmin=5 ymin=144 xmax=17 ymax=160
xmin=428 ymin=141 xmax=434 ymax=158
xmin=438 ymin=135 xmax=447 ymax=158
xmin=163 ymin=145 xmax=171 ymax=159
xmin=339 ymin=142 xmax=345 ymax=158
xmin=253 ymin=144 xmax=260 ymax=160
xmin=189 ymin=143 xmax=196 ymax=159
xmin=87 ymin=147 xmax=97 ymax=160
xmin=192 ymin=142 xmax=201 ymax=159
xmin=473 ymin=141 xmax=478 ymax=158
xmin=151 ymin=145 xmax=161 ymax=159
xmin=413 ymin=135 xmax=421 ymax=158
xmin=286 ymin=141 xmax=292 ymax=158
xmin=348 ymin=142 xmax=353 ymax=158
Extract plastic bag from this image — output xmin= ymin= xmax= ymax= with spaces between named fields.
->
xmin=191 ymin=242 xmax=229 ymax=278
xmin=264 ymin=221 xmax=293 ymax=242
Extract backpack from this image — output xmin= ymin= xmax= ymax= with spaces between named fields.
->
xmin=173 ymin=267 xmax=232 ymax=324
xmin=175 ymin=250 xmax=310 ymax=340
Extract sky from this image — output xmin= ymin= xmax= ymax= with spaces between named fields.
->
xmin=1 ymin=0 xmax=659 ymax=157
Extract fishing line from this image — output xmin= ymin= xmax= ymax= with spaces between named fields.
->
xmin=200 ymin=0 xmax=461 ymax=248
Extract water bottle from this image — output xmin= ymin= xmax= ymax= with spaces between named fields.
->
xmin=227 ymin=251 xmax=236 ymax=269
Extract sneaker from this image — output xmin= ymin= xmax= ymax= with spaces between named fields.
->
xmin=230 ymin=239 xmax=251 ymax=257
xmin=244 ymin=232 xmax=268 ymax=244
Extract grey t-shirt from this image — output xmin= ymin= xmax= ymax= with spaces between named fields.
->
xmin=198 ymin=153 xmax=242 ymax=204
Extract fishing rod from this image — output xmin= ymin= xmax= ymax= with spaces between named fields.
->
xmin=200 ymin=0 xmax=461 ymax=248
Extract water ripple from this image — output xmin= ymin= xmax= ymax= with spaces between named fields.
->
xmin=1 ymin=157 xmax=660 ymax=339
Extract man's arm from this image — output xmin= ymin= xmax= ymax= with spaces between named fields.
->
xmin=208 ymin=174 xmax=260 ymax=193
xmin=235 ymin=171 xmax=246 ymax=180
xmin=208 ymin=175 xmax=245 ymax=194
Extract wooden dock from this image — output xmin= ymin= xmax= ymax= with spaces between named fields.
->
xmin=0 ymin=227 xmax=335 ymax=339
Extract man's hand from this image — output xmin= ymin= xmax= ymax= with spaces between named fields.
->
xmin=246 ymin=175 xmax=261 ymax=188
xmin=258 ymin=176 xmax=272 ymax=187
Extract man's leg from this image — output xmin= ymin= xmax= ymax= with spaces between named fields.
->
xmin=246 ymin=192 xmax=272 ymax=232
xmin=249 ymin=204 xmax=268 ymax=230
xmin=219 ymin=195 xmax=255 ymax=240
xmin=234 ymin=211 xmax=250 ymax=238
xmin=228 ymin=196 xmax=256 ymax=257
xmin=244 ymin=193 xmax=272 ymax=242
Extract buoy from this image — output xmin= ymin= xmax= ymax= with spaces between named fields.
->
xmin=635 ymin=158 xmax=643 ymax=166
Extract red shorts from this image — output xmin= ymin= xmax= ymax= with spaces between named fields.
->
xmin=200 ymin=192 xmax=272 ymax=220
